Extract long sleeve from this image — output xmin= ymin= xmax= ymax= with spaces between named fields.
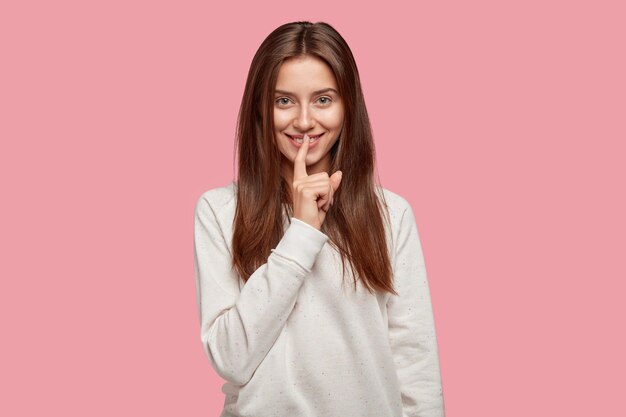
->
xmin=193 ymin=193 xmax=328 ymax=386
xmin=387 ymin=201 xmax=445 ymax=417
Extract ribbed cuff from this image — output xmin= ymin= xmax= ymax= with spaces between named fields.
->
xmin=272 ymin=217 xmax=329 ymax=271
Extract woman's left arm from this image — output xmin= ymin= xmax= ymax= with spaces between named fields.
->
xmin=387 ymin=201 xmax=445 ymax=417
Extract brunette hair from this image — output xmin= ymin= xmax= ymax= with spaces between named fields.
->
xmin=231 ymin=21 xmax=397 ymax=296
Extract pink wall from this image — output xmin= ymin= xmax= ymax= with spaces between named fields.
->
xmin=1 ymin=0 xmax=624 ymax=415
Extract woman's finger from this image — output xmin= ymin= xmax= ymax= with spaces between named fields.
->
xmin=323 ymin=183 xmax=333 ymax=212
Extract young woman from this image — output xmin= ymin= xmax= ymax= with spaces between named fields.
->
xmin=194 ymin=21 xmax=445 ymax=417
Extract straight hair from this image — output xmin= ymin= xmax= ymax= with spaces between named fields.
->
xmin=231 ymin=21 xmax=397 ymax=296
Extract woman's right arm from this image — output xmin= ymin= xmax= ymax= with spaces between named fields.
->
xmin=193 ymin=191 xmax=328 ymax=386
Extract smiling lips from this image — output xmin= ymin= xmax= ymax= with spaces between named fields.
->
xmin=287 ymin=133 xmax=324 ymax=147
xmin=288 ymin=133 xmax=323 ymax=140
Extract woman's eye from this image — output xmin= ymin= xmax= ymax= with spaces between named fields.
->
xmin=275 ymin=96 xmax=332 ymax=106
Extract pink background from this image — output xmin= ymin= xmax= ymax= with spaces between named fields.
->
xmin=2 ymin=0 xmax=624 ymax=415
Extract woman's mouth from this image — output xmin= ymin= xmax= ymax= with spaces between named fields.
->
xmin=287 ymin=133 xmax=324 ymax=148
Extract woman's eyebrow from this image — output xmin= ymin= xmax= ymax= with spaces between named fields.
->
xmin=274 ymin=88 xmax=338 ymax=95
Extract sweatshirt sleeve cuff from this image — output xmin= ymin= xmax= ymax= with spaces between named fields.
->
xmin=271 ymin=217 xmax=329 ymax=272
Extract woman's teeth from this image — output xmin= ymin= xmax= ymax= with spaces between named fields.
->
xmin=293 ymin=135 xmax=321 ymax=143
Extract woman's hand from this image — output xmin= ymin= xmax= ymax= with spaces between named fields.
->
xmin=292 ymin=133 xmax=343 ymax=231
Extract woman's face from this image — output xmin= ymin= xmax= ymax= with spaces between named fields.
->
xmin=273 ymin=55 xmax=344 ymax=180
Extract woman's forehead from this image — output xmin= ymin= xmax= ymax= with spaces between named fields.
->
xmin=275 ymin=59 xmax=338 ymax=93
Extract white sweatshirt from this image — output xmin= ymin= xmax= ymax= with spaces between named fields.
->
xmin=193 ymin=181 xmax=445 ymax=417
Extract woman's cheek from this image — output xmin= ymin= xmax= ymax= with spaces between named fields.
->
xmin=274 ymin=110 xmax=291 ymax=126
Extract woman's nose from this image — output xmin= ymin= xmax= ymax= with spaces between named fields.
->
xmin=293 ymin=107 xmax=314 ymax=130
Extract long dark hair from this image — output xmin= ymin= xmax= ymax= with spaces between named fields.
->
xmin=232 ymin=21 xmax=396 ymax=296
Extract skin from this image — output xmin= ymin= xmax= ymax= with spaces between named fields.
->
xmin=273 ymin=55 xmax=344 ymax=230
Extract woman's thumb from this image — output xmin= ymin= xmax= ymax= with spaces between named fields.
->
xmin=332 ymin=170 xmax=343 ymax=190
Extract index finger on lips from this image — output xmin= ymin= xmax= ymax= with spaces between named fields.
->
xmin=293 ymin=133 xmax=310 ymax=181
